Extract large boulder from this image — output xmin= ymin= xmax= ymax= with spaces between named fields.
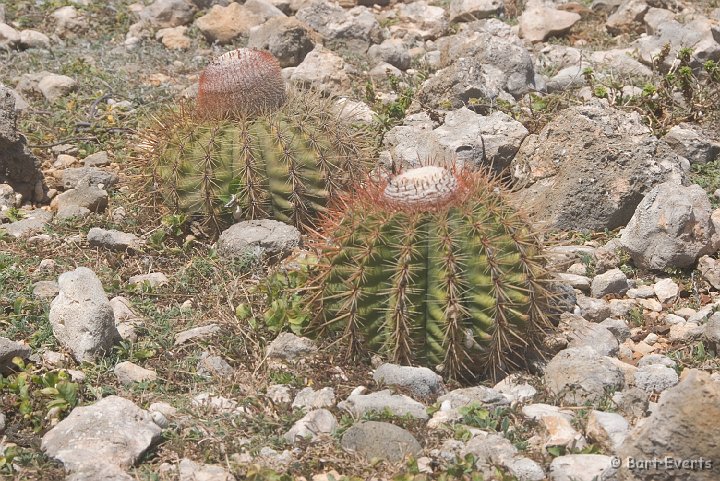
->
xmin=620 ymin=182 xmax=720 ymax=271
xmin=0 ymin=84 xmax=46 ymax=203
xmin=295 ymin=1 xmax=382 ymax=50
xmin=617 ymin=370 xmax=720 ymax=481
xmin=510 ymin=103 xmax=686 ymax=231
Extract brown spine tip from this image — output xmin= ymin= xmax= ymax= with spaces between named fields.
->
xmin=197 ymin=48 xmax=287 ymax=119
xmin=383 ymin=166 xmax=459 ymax=207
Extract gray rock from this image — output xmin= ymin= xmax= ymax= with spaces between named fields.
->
xmin=114 ymin=361 xmax=157 ymax=385
xmin=51 ymin=6 xmax=86 ymax=36
xmin=555 ymin=273 xmax=591 ymax=293
xmin=265 ymin=332 xmax=317 ymax=360
xmin=561 ymin=313 xmax=619 ymax=357
xmin=267 ymin=384 xmax=293 ymax=404
xmin=289 ymin=45 xmax=351 ymax=95
xmin=368 ymin=39 xmax=411 ymax=71
xmin=586 ymin=410 xmax=629 ymax=451
xmin=0 ymin=183 xmax=15 ymax=208
xmin=448 ymin=0 xmax=502 ymax=23
xmin=140 ymin=0 xmax=196 ymax=28
xmin=620 ymin=182 xmax=720 ymax=270
xmin=42 ymin=396 xmax=162 ymax=476
xmin=437 ymin=385 xmax=509 ymax=409
xmin=295 ymin=1 xmax=381 ymax=50
xmin=698 ymin=255 xmax=720 ymax=289
xmin=60 ymin=167 xmax=118 ymax=189
xmin=292 ymin=387 xmax=336 ymax=410
xmin=52 ymin=183 xmax=108 ymax=217
xmin=128 ymin=272 xmax=169 ymax=287
xmin=511 ymin=103 xmax=686 ymax=231
xmin=217 ymin=219 xmax=300 ymax=260
xmin=83 ymin=151 xmax=111 ymax=167
xmin=611 ymin=387 xmax=649 ymax=419
xmin=549 ymin=454 xmax=616 ymax=481
xmin=174 ymin=324 xmax=220 ymax=346
xmin=626 ymin=285 xmax=655 ymax=299
xmin=197 ymin=353 xmax=234 ymax=378
xmin=178 ymin=458 xmax=234 ymax=481
xmin=284 ymin=408 xmax=337 ymax=444
xmin=373 ymin=363 xmax=445 ymax=398
xmin=338 ymin=389 xmax=428 ymax=419
xmin=192 ymin=393 xmax=246 ymax=415
xmin=110 ymin=296 xmax=143 ymax=341
xmin=599 ymin=318 xmax=631 ymax=342
xmin=591 ymin=268 xmax=629 ymax=298
xmin=637 ymin=353 xmax=676 ymax=369
xmin=606 ymin=0 xmax=648 ymax=35
xmin=653 ymin=277 xmax=679 ymax=303
xmin=617 ymin=370 xmax=720 ymax=481
xmin=633 ymin=363 xmax=678 ymax=393
xmin=0 ymin=84 xmax=46 ymax=203
xmin=341 ymin=421 xmax=421 ymax=462
xmin=37 ymin=74 xmax=77 ymax=102
xmin=704 ymin=314 xmax=720 ymax=348
xmin=19 ymin=29 xmax=51 ymax=50
xmin=247 ymin=17 xmax=316 ymax=68
xmin=493 ymin=374 xmax=537 ymax=403
xmin=32 ymin=280 xmax=59 ymax=299
xmin=663 ymin=123 xmax=720 ymax=165
xmin=395 ymin=1 xmax=448 ymax=40
xmin=544 ymin=347 xmax=626 ymax=405
xmin=194 ymin=1 xmax=274 ymax=44
xmin=576 ymin=295 xmax=611 ymax=322
xmin=0 ymin=337 xmax=31 ymax=372
xmin=519 ymin=6 xmax=581 ymax=42
xmin=0 ymin=22 xmax=20 ymax=50
xmin=463 ymin=432 xmax=545 ymax=480
xmin=1 ymin=209 xmax=53 ymax=238
xmin=522 ymin=403 xmax=573 ymax=422
xmin=49 ymin=267 xmax=121 ymax=362
xmin=87 ymin=227 xmax=143 ymax=251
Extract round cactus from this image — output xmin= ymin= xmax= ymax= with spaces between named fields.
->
xmin=308 ymin=165 xmax=554 ymax=381
xmin=141 ymin=48 xmax=373 ymax=233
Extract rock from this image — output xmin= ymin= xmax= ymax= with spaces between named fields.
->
xmin=544 ymin=347 xmax=625 ymax=405
xmin=663 ymin=123 xmax=720 ymax=165
xmin=1 ymin=209 xmax=53 ymax=238
xmin=87 ymin=227 xmax=143 ymax=251
xmin=284 ymin=408 xmax=337 ymax=444
xmin=0 ymin=23 xmax=20 ymax=50
xmin=128 ymin=272 xmax=169 ymax=287
xmin=599 ymin=318 xmax=631 ymax=342
xmin=195 ymin=2 xmax=266 ymax=44
xmin=617 ymin=370 xmax=720 ymax=481
xmin=519 ymin=6 xmax=581 ymax=42
xmin=42 ymin=396 xmax=162 ymax=476
xmin=53 ymin=184 xmax=108 ymax=219
xmin=267 ymin=384 xmax=293 ymax=404
xmin=60 ymin=166 xmax=118 ymax=189
xmin=174 ymin=324 xmax=220 ymax=346
xmin=522 ymin=403 xmax=573 ymax=422
xmin=247 ymin=17 xmax=316 ymax=68
xmin=653 ymin=278 xmax=679 ymax=303
xmin=192 ymin=393 xmax=247 ymax=415
xmin=338 ymin=389 xmax=428 ymax=419
xmin=296 ymin=1 xmax=380 ymax=50
xmin=576 ymin=295 xmax=611 ymax=322
xmin=155 ymin=26 xmax=191 ymax=50
xmin=37 ymin=74 xmax=76 ymax=102
xmin=19 ymin=30 xmax=51 ymax=50
xmin=395 ymin=1 xmax=447 ymax=40
xmin=606 ymin=0 xmax=648 ymax=35
xmin=216 ymin=219 xmax=300 ymax=260
xmin=32 ymin=280 xmax=59 ymax=299
xmin=0 ymin=84 xmax=46 ymax=203
xmin=438 ymin=385 xmax=510 ymax=409
xmin=140 ymin=0 xmax=196 ymax=28
xmin=448 ymin=0 xmax=502 ymax=23
xmin=368 ymin=39 xmax=411 ymax=71
xmin=178 ymin=458 xmax=234 ymax=481
xmin=549 ymin=454 xmax=616 ymax=481
xmin=110 ymin=296 xmax=143 ymax=341
xmin=493 ymin=374 xmax=537 ymax=403
xmin=586 ymin=410 xmax=629 ymax=451
xmin=541 ymin=413 xmax=587 ymax=452
xmin=114 ymin=361 xmax=157 ymax=384
xmin=83 ymin=151 xmax=111 ymax=167
xmin=373 ymin=363 xmax=444 ymax=398
xmin=266 ymin=332 xmax=317 ymax=360
xmin=620 ymin=182 xmax=720 ymax=270
xmin=341 ymin=421 xmax=421 ymax=462
xmin=49 ymin=267 xmax=121 ymax=362
xmin=555 ymin=273 xmax=591 ymax=293
xmin=626 ymin=285 xmax=655 ymax=299
xmin=462 ymin=432 xmax=545 ymax=480
xmin=197 ymin=353 xmax=233 ymax=378
xmin=561 ymin=313 xmax=619 ymax=357
xmin=0 ymin=337 xmax=31 ymax=372
xmin=637 ymin=353 xmax=676 ymax=369
xmin=633 ymin=363 xmax=678 ymax=393
xmin=290 ymin=46 xmax=350 ymax=95
xmin=611 ymin=387 xmax=649 ymax=419
xmin=705 ymin=314 xmax=720 ymax=348
xmin=511 ymin=103 xmax=685 ymax=231
xmin=591 ymin=268 xmax=629 ymax=298
xmin=292 ymin=387 xmax=336 ymax=410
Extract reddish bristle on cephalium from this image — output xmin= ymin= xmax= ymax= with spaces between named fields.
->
xmin=197 ymin=48 xmax=286 ymax=119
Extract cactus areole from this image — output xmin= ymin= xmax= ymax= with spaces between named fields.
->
xmin=310 ymin=166 xmax=554 ymax=381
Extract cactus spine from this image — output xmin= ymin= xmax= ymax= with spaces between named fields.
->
xmin=142 ymin=48 xmax=372 ymax=233
xmin=310 ymin=166 xmax=553 ymax=381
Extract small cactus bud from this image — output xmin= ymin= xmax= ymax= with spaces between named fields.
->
xmin=197 ymin=48 xmax=287 ymax=119
xmin=383 ymin=166 xmax=459 ymax=207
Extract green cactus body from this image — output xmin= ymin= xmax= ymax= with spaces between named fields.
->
xmin=312 ymin=166 xmax=552 ymax=380
xmin=146 ymin=89 xmax=372 ymax=232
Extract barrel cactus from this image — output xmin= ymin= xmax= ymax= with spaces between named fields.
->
xmin=141 ymin=48 xmax=372 ymax=233
xmin=308 ymin=165 xmax=554 ymax=381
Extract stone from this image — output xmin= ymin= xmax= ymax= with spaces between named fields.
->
xmin=284 ymin=408 xmax=337 ymax=444
xmin=87 ymin=227 xmax=143 ymax=251
xmin=338 ymin=389 xmax=428 ymax=419
xmin=511 ymin=104 xmax=685 ymax=231
xmin=53 ymin=183 xmax=108 ymax=218
xmin=576 ymin=295 xmax=611 ymax=322
xmin=178 ymin=458 xmax=234 ymax=481
xmin=519 ymin=6 xmax=581 ymax=42
xmin=663 ymin=123 xmax=720 ymax=165
xmin=549 ymin=454 xmax=616 ymax=481
xmin=216 ymin=219 xmax=300 ymax=260
xmin=156 ymin=26 xmax=191 ymax=50
xmin=19 ymin=30 xmax=51 ymax=50
xmin=626 ymin=285 xmax=655 ymax=299
xmin=586 ymin=410 xmax=629 ymax=452
xmin=192 ymin=393 xmax=246 ymax=415
xmin=341 ymin=421 xmax=421 ymax=462
xmin=174 ymin=324 xmax=220 ymax=346
xmin=462 ymin=432 xmax=545 ymax=480
xmin=127 ymin=272 xmax=168 ymax=288
xmin=637 ymin=354 xmax=676 ymax=369
xmin=197 ymin=353 xmax=233 ymax=378
xmin=267 ymin=384 xmax=293 ymax=404
xmin=373 ymin=363 xmax=444 ymax=399
xmin=617 ymin=370 xmax=720 ymax=481
xmin=620 ymin=182 xmax=720 ymax=271
xmin=368 ymin=39 xmax=411 ymax=71
xmin=114 ymin=361 xmax=157 ymax=384
xmin=705 ymin=315 xmax=720 ymax=348
xmin=292 ymin=387 xmax=336 ymax=410
xmin=555 ymin=273 xmax=591 ymax=293
xmin=297 ymin=2 xmax=381 ymax=50
xmin=591 ymin=268 xmax=629 ymax=298
xmin=290 ymin=46 xmax=350 ymax=95
xmin=599 ymin=318 xmax=631 ymax=342
xmin=247 ymin=17 xmax=316 ymax=68
xmin=438 ymin=385 xmax=510 ymax=409
xmin=544 ymin=347 xmax=626 ymax=405
xmin=37 ymin=74 xmax=77 ymax=102
xmin=265 ymin=332 xmax=317 ymax=360
xmin=110 ymin=297 xmax=142 ymax=342
xmin=606 ymin=0 xmax=649 ymax=35
xmin=49 ymin=267 xmax=121 ymax=362
xmin=83 ymin=151 xmax=110 ymax=167
xmin=541 ymin=413 xmax=587 ymax=452
xmin=633 ymin=364 xmax=678 ymax=393
xmin=700 ymin=255 xmax=720 ymax=288
xmin=522 ymin=403 xmax=573 ymax=422
xmin=0 ymin=337 xmax=31 ymax=372
xmin=0 ymin=23 xmax=20 ymax=50
xmin=493 ymin=374 xmax=537 ymax=403
xmin=653 ymin=278 xmax=679 ymax=303
xmin=611 ymin=388 xmax=649 ymax=419
xmin=561 ymin=313 xmax=619 ymax=357
xmin=60 ymin=166 xmax=118 ymax=189
xmin=448 ymin=0 xmax=502 ymax=23
xmin=32 ymin=280 xmax=59 ymax=299
xmin=42 ymin=396 xmax=162 ymax=476
xmin=395 ymin=1 xmax=448 ymax=40
xmin=0 ymin=84 xmax=46 ymax=203
xmin=195 ymin=2 xmax=266 ymax=44
xmin=140 ymin=0 xmax=196 ymax=28
xmin=1 ymin=209 xmax=53 ymax=238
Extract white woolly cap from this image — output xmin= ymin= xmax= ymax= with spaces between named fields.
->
xmin=383 ymin=166 xmax=458 ymax=206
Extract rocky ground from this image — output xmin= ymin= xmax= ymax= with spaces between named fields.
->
xmin=1 ymin=0 xmax=720 ymax=480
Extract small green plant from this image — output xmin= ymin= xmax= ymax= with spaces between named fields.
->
xmin=5 ymin=207 xmax=24 ymax=222
xmin=114 ymin=340 xmax=158 ymax=363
